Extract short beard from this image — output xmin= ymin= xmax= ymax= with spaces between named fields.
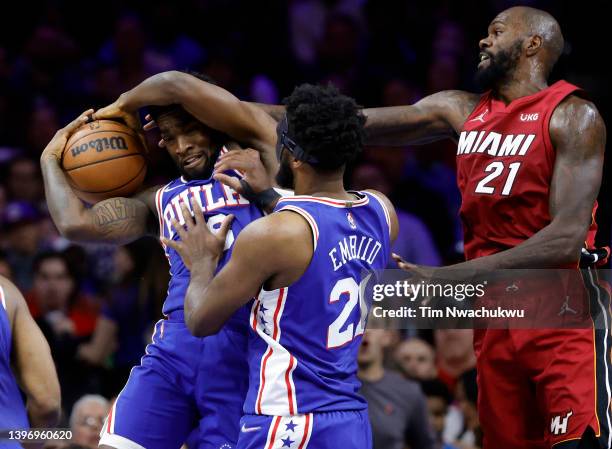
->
xmin=275 ymin=156 xmax=294 ymax=189
xmin=474 ymin=40 xmax=522 ymax=91
xmin=178 ymin=147 xmax=220 ymax=181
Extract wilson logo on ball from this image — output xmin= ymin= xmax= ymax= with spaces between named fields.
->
xmin=71 ymin=137 xmax=129 ymax=157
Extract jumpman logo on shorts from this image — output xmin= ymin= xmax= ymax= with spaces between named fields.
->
xmin=558 ymin=296 xmax=577 ymax=316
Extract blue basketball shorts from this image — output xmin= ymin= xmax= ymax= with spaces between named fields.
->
xmin=99 ymin=315 xmax=249 ymax=449
xmin=235 ymin=410 xmax=372 ymax=449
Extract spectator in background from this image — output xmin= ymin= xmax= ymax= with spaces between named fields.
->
xmin=98 ymin=14 xmax=170 ymax=93
xmin=421 ymin=379 xmax=460 ymax=449
xmin=289 ymin=0 xmax=365 ymax=67
xmin=434 ymin=330 xmax=476 ymax=393
xmin=455 ymin=369 xmax=481 ymax=449
xmin=351 ymin=162 xmax=441 ymax=266
xmin=5 ymin=157 xmax=43 ymax=204
xmin=317 ymin=12 xmax=364 ymax=93
xmin=393 ymin=337 xmax=437 ymax=381
xmin=25 ymin=103 xmax=60 ymax=158
xmin=358 ymin=328 xmax=436 ymax=449
xmin=27 ymin=251 xmax=98 ymax=339
xmin=26 ymin=250 xmax=101 ymax=411
xmin=1 ymin=201 xmax=44 ymax=289
xmin=78 ymin=241 xmax=157 ymax=397
xmin=148 ymin=2 xmax=205 ymax=69
xmin=69 ymin=394 xmax=110 ymax=449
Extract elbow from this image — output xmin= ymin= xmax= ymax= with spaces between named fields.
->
xmin=185 ymin=309 xmax=221 ymax=338
xmin=554 ymin=232 xmax=585 ymax=266
xmin=163 ymin=70 xmax=191 ymax=101
xmin=30 ymin=392 xmax=61 ymax=427
xmin=58 ymin=222 xmax=86 ymax=241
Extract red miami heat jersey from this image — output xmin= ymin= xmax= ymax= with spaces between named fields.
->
xmin=457 ymin=80 xmax=598 ymax=260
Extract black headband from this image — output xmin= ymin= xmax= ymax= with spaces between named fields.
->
xmin=275 ymin=115 xmax=319 ymax=165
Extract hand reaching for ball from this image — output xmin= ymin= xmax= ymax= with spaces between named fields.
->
xmin=94 ymin=94 xmax=143 ymax=134
xmin=40 ymin=109 xmax=94 ymax=163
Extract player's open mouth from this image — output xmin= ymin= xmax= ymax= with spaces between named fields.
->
xmin=183 ymin=154 xmax=204 ymax=169
xmin=478 ymin=52 xmax=491 ymax=68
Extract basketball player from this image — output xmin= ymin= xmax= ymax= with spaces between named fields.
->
xmin=40 ymin=72 xmax=282 ymax=449
xmin=0 ymin=275 xmax=61 ymax=447
xmin=162 ymin=83 xmax=397 ymax=449
xmin=360 ymin=6 xmax=607 ymax=449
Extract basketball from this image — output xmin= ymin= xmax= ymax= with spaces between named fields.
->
xmin=62 ymin=120 xmax=147 ymax=204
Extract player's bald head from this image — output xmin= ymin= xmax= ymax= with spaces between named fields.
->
xmin=498 ymin=6 xmax=564 ymax=72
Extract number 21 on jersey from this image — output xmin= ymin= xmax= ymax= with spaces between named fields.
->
xmin=327 ymin=276 xmax=370 ymax=349
xmin=475 ymin=161 xmax=522 ymax=196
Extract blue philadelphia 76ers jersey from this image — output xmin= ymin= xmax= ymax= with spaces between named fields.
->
xmin=244 ymin=191 xmax=391 ymax=415
xmin=0 ymin=286 xmax=30 ymax=440
xmin=154 ymin=162 xmax=263 ymax=331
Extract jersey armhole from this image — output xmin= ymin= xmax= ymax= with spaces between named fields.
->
xmin=365 ymin=191 xmax=392 ymax=238
xmin=459 ymin=92 xmax=490 ymax=130
xmin=276 ymin=205 xmax=319 ymax=251
xmin=0 ymin=285 xmax=6 ymax=311
xmin=154 ymin=184 xmax=169 ymax=243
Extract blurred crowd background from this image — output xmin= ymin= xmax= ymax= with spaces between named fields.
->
xmin=0 ymin=1 xmax=608 ymax=448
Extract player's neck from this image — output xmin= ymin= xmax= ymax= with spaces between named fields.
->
xmin=294 ymin=176 xmax=352 ymax=200
xmin=493 ymin=70 xmax=548 ymax=105
xmin=357 ymin=362 xmax=385 ymax=382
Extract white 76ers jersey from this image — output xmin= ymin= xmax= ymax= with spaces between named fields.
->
xmin=243 ymin=191 xmax=391 ymax=415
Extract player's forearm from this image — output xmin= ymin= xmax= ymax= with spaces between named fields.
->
xmin=41 ymin=157 xmax=150 ymax=244
xmin=40 ymin=156 xmax=92 ymax=239
xmin=184 ymin=259 xmax=223 ymax=337
xmin=443 ymin=222 xmax=585 ymax=272
xmin=363 ymin=106 xmax=454 ymax=146
xmin=27 ymin=396 xmax=61 ymax=428
xmin=116 ymin=71 xmax=183 ymax=111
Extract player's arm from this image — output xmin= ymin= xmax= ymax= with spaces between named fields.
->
xmin=362 ymin=90 xmax=480 ymax=145
xmin=246 ymin=90 xmax=479 ymax=146
xmin=95 ymin=71 xmax=279 ymax=177
xmin=400 ymin=96 xmax=606 ymax=272
xmin=162 ymin=199 xmax=311 ymax=337
xmin=250 ymin=103 xmax=286 ymax=122
xmin=2 ymin=277 xmax=61 ymax=428
xmin=40 ymin=112 xmax=159 ymax=244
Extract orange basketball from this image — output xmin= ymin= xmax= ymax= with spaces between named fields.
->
xmin=62 ymin=120 xmax=147 ymax=204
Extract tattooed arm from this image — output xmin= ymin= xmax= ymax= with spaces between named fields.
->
xmin=41 ymin=112 xmax=158 ymax=245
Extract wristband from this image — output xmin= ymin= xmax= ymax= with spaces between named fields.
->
xmin=240 ymin=179 xmax=281 ymax=211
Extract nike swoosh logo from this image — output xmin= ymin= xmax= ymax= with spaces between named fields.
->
xmin=163 ymin=183 xmax=186 ymax=193
xmin=241 ymin=424 xmax=261 ymax=433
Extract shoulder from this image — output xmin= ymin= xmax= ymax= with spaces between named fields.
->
xmin=550 ymin=95 xmax=606 ymax=152
xmin=364 ymin=189 xmax=399 ymax=242
xmin=552 ymin=94 xmax=603 ymax=127
xmin=134 ymin=184 xmax=166 ymax=208
xmin=232 ymin=212 xmax=313 ymax=274
xmin=134 ymin=184 xmax=173 ymax=222
xmin=236 ymin=212 xmax=312 ymax=253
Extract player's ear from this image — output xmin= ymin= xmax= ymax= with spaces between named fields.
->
xmin=291 ymin=156 xmax=302 ymax=169
xmin=525 ymin=35 xmax=543 ymax=56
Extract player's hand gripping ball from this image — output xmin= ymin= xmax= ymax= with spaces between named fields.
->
xmin=61 ymin=119 xmax=147 ymax=203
